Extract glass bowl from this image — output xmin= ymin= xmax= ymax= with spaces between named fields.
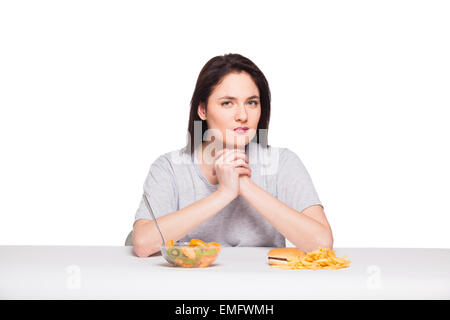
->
xmin=160 ymin=241 xmax=221 ymax=268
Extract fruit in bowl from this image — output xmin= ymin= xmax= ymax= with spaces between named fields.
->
xmin=161 ymin=239 xmax=221 ymax=268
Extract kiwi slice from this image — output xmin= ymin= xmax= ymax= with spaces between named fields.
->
xmin=167 ymin=247 xmax=181 ymax=258
xmin=202 ymin=248 xmax=218 ymax=256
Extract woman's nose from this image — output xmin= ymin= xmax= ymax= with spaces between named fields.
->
xmin=235 ymin=104 xmax=248 ymax=121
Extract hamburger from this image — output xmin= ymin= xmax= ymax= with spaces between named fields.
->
xmin=268 ymin=248 xmax=305 ymax=266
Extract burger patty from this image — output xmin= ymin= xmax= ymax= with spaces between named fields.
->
xmin=268 ymin=257 xmax=288 ymax=261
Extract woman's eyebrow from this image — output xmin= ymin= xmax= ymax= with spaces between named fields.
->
xmin=219 ymin=95 xmax=260 ymax=100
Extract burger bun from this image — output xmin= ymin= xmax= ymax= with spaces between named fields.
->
xmin=268 ymin=248 xmax=305 ymax=266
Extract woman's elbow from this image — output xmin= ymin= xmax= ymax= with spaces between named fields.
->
xmin=133 ymin=244 xmax=150 ymax=258
xmin=319 ymin=229 xmax=334 ymax=249
xmin=132 ymin=234 xmax=159 ymax=258
xmin=133 ymin=242 xmax=160 ymax=258
xmin=320 ymin=237 xmax=333 ymax=250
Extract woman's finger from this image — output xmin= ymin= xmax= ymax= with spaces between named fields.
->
xmin=215 ymin=159 xmax=248 ymax=171
xmin=215 ymin=148 xmax=245 ymax=160
xmin=222 ymin=150 xmax=247 ymax=164
xmin=214 ymin=160 xmax=250 ymax=176
xmin=235 ymin=167 xmax=251 ymax=177
xmin=213 ymin=148 xmax=247 ymax=176
xmin=229 ymin=158 xmax=248 ymax=167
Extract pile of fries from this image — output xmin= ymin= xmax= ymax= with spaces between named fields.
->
xmin=271 ymin=247 xmax=351 ymax=270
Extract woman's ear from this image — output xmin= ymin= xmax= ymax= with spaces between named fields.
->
xmin=197 ymin=103 xmax=207 ymax=120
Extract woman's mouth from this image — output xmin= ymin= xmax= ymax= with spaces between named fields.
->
xmin=233 ymin=127 xmax=249 ymax=134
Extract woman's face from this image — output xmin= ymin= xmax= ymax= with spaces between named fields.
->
xmin=198 ymin=71 xmax=261 ymax=149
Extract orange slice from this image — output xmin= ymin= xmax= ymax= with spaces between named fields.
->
xmin=167 ymin=240 xmax=174 ymax=247
xmin=207 ymin=242 xmax=221 ymax=247
xmin=189 ymin=239 xmax=207 ymax=247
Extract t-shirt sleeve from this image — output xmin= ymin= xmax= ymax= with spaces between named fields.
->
xmin=276 ymin=148 xmax=323 ymax=214
xmin=133 ymin=155 xmax=179 ymax=226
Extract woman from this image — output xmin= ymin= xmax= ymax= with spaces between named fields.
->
xmin=132 ymin=53 xmax=333 ymax=257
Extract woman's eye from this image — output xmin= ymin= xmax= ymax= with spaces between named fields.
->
xmin=221 ymin=101 xmax=259 ymax=107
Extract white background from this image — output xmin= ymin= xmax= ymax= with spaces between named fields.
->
xmin=0 ymin=0 xmax=449 ymax=248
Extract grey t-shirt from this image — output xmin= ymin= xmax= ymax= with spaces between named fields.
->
xmin=133 ymin=141 xmax=323 ymax=247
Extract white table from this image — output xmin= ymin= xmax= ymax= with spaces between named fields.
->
xmin=0 ymin=246 xmax=449 ymax=299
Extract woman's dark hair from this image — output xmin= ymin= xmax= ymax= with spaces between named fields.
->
xmin=184 ymin=53 xmax=271 ymax=154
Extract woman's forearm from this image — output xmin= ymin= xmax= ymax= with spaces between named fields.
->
xmin=133 ymin=190 xmax=234 ymax=257
xmin=239 ymin=178 xmax=333 ymax=252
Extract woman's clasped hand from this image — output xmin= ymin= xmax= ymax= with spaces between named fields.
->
xmin=213 ymin=148 xmax=251 ymax=199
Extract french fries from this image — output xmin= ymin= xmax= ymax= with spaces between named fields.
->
xmin=270 ymin=247 xmax=351 ymax=270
